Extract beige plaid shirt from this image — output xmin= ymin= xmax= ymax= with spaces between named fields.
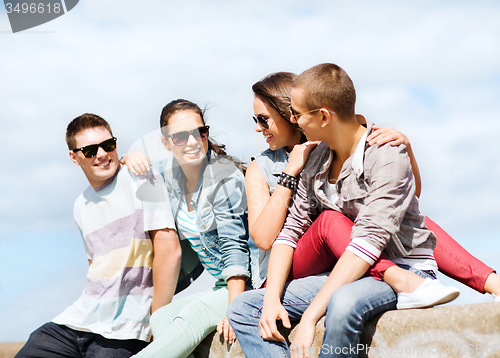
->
xmin=276 ymin=120 xmax=436 ymax=265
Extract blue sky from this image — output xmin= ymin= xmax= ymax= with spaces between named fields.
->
xmin=1 ymin=0 xmax=500 ymax=343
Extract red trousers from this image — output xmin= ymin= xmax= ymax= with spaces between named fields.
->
xmin=289 ymin=210 xmax=493 ymax=293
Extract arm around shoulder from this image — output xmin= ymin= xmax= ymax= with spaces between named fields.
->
xmin=260 ymin=244 xmax=294 ymax=342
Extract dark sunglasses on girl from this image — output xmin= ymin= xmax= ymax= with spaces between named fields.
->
xmin=252 ymin=115 xmax=270 ymax=130
xmin=72 ymin=137 xmax=117 ymax=158
xmin=166 ymin=126 xmax=210 ymax=146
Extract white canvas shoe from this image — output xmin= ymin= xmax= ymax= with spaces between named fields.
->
xmin=397 ymin=278 xmax=460 ymax=310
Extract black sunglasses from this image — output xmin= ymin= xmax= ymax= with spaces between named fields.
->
xmin=72 ymin=137 xmax=117 ymax=158
xmin=166 ymin=126 xmax=210 ymax=146
xmin=253 ymin=111 xmax=283 ymax=130
xmin=252 ymin=115 xmax=270 ymax=130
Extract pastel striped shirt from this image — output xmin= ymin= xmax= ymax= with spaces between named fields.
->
xmin=52 ymin=167 xmax=175 ymax=341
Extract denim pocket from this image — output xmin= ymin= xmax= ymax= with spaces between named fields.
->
xmin=203 ymin=230 xmax=220 ymax=248
xmin=199 ymin=205 xmax=215 ymax=231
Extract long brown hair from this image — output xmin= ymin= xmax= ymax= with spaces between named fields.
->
xmin=252 ymin=72 xmax=306 ymax=142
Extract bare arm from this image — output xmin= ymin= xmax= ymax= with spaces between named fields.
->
xmin=259 ymin=244 xmax=294 ymax=342
xmin=150 ymin=228 xmax=182 ymax=314
xmin=246 ymin=161 xmax=292 ymax=250
xmin=366 ymin=126 xmax=422 ymax=198
xmin=291 ymin=252 xmax=370 ymax=357
xmin=121 ymin=151 xmax=152 ymax=176
xmin=247 ymin=142 xmax=318 ymax=251
xmin=227 ymin=277 xmax=246 ymax=304
xmin=405 ymin=143 xmax=421 ymax=198
xmin=217 ymin=276 xmax=247 ymax=344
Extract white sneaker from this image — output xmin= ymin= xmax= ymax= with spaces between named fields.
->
xmin=492 ymin=294 xmax=500 ymax=302
xmin=397 ymin=278 xmax=460 ymax=310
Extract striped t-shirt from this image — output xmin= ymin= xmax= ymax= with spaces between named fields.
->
xmin=176 ymin=197 xmax=222 ymax=279
xmin=52 ymin=166 xmax=175 ymax=342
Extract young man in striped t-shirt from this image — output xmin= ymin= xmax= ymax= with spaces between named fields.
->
xmin=15 ymin=114 xmax=181 ymax=358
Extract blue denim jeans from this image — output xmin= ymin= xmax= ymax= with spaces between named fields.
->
xmin=14 ymin=322 xmax=148 ymax=358
xmin=228 ymin=268 xmax=435 ymax=358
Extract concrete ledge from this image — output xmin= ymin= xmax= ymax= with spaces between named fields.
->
xmin=194 ymin=302 xmax=500 ymax=358
xmin=359 ymin=302 xmax=500 ymax=358
xmin=4 ymin=303 xmax=500 ymax=358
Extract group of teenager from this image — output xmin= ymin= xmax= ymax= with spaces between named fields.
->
xmin=16 ymin=63 xmax=500 ymax=358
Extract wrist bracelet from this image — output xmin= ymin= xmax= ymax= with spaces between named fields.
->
xmin=277 ymin=172 xmax=297 ymax=191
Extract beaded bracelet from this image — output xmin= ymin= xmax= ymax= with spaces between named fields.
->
xmin=277 ymin=172 xmax=298 ymax=191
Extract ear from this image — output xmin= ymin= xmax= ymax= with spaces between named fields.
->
xmin=161 ymin=136 xmax=172 ymax=151
xmin=69 ymin=151 xmax=80 ymax=166
xmin=319 ymin=108 xmax=333 ymax=128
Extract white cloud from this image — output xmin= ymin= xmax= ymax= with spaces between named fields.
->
xmin=1 ymin=0 xmax=500 ymax=342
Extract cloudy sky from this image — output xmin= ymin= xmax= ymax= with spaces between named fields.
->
xmin=1 ymin=0 xmax=500 ymax=343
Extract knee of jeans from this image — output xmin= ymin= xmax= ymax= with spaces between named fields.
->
xmin=227 ymin=290 xmax=262 ymax=324
xmin=325 ymin=287 xmax=362 ymax=324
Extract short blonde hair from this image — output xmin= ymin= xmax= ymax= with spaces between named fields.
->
xmin=293 ymin=63 xmax=356 ymax=120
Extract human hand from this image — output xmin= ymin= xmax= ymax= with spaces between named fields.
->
xmin=121 ymin=151 xmax=152 ymax=175
xmin=259 ymin=299 xmax=291 ymax=342
xmin=284 ymin=141 xmax=320 ymax=177
xmin=290 ymin=319 xmax=317 ymax=358
xmin=217 ymin=316 xmax=236 ymax=344
xmin=367 ymin=125 xmax=410 ymax=147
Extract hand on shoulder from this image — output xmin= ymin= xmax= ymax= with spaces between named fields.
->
xmin=121 ymin=151 xmax=152 ymax=176
xmin=367 ymin=125 xmax=410 ymax=148
xmin=284 ymin=141 xmax=320 ymax=177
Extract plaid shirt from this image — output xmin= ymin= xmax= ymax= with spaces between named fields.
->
xmin=276 ymin=120 xmax=436 ymax=265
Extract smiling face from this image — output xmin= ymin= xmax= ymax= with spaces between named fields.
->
xmin=290 ymin=87 xmax=324 ymax=142
xmin=253 ymin=95 xmax=302 ymax=152
xmin=162 ymin=110 xmax=209 ymax=168
xmin=69 ymin=126 xmax=120 ymax=189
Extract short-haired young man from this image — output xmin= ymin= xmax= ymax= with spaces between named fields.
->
xmin=228 ymin=64 xmax=458 ymax=358
xmin=15 ymin=114 xmax=182 ymax=358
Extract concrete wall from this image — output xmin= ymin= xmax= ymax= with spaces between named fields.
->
xmin=3 ymin=302 xmax=500 ymax=358
xmin=194 ymin=302 xmax=500 ymax=358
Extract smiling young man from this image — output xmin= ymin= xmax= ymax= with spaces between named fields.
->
xmin=15 ymin=114 xmax=181 ymax=358
xmin=228 ymin=64 xmax=459 ymax=358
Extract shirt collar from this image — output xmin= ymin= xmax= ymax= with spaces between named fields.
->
xmin=351 ymin=120 xmax=372 ymax=178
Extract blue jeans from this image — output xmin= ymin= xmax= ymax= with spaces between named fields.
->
xmin=227 ymin=267 xmax=435 ymax=358
xmin=14 ymin=322 xmax=148 ymax=358
xmin=228 ymin=270 xmax=431 ymax=358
